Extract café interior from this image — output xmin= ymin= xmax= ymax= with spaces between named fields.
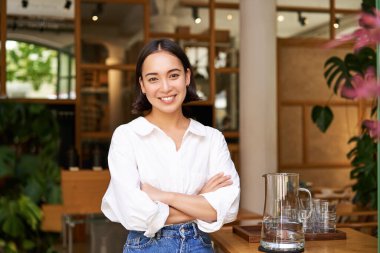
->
xmin=0 ymin=0 xmax=378 ymax=252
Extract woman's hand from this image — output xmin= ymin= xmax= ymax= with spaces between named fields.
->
xmin=198 ymin=172 xmax=233 ymax=194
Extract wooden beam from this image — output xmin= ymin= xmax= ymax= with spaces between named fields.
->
xmin=81 ymin=0 xmax=147 ymax=3
xmin=280 ymin=163 xmax=351 ymax=169
xmin=0 ymin=0 xmax=6 ymax=97
xmin=209 ymin=0 xmax=216 ymax=127
xmin=277 ymin=6 xmax=359 ymax=14
xmin=180 ymin=0 xmax=239 ymax=9
xmin=329 ymin=0 xmax=336 ymax=39
xmin=149 ymin=32 xmax=209 ymax=41
xmin=75 ymin=0 xmax=82 ymax=165
xmin=144 ymin=0 xmax=149 ymax=43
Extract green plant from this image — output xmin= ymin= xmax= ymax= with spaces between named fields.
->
xmin=311 ymin=0 xmax=378 ymax=209
xmin=6 ymin=41 xmax=56 ymax=90
xmin=0 ymin=103 xmax=61 ymax=252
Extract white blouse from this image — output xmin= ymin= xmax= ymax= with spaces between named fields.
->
xmin=101 ymin=117 xmax=240 ymax=237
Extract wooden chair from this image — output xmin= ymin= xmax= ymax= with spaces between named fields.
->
xmin=336 ymin=202 xmax=378 ymax=236
xmin=61 ymin=170 xmax=111 ymax=252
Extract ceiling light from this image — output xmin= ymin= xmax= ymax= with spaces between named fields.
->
xmin=333 ymin=17 xmax=340 ymax=29
xmin=64 ymin=0 xmax=72 ymax=10
xmin=297 ymin=11 xmax=307 ymax=26
xmin=21 ymin=0 xmax=28 ymax=8
xmin=227 ymin=14 xmax=233 ymax=21
xmin=91 ymin=3 xmax=103 ymax=22
xmin=192 ymin=7 xmax=201 ymax=24
xmin=277 ymin=15 xmax=285 ymax=22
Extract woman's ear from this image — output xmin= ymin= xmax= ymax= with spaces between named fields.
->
xmin=139 ymin=77 xmax=146 ymax=94
xmin=186 ymin=68 xmax=191 ymax=86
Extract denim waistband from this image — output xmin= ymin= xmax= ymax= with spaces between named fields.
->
xmin=156 ymin=222 xmax=200 ymax=239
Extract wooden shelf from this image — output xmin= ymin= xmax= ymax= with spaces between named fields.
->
xmin=0 ymin=98 xmax=76 ymax=105
xmin=215 ymin=67 xmax=239 ymax=74
xmin=149 ymin=32 xmax=209 ymax=41
xmin=81 ymin=87 xmax=108 ymax=94
xmin=81 ymin=131 xmax=112 ymax=140
xmin=223 ymin=131 xmax=239 ymax=138
xmin=80 ymin=63 xmax=135 ymax=71
xmin=180 ymin=0 xmax=239 ymax=10
xmin=185 ymin=100 xmax=214 ymax=106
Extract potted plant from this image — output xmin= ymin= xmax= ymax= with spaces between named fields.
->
xmin=312 ymin=0 xmax=377 ymax=209
xmin=0 ymin=103 xmax=61 ymax=252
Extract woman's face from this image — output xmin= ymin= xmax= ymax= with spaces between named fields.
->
xmin=139 ymin=51 xmax=190 ymax=115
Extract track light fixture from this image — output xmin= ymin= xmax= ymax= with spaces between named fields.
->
xmin=64 ymin=0 xmax=72 ymax=10
xmin=192 ymin=7 xmax=201 ymax=24
xmin=21 ymin=0 xmax=28 ymax=8
xmin=297 ymin=11 xmax=307 ymax=26
xmin=333 ymin=17 xmax=340 ymax=29
xmin=91 ymin=3 xmax=103 ymax=22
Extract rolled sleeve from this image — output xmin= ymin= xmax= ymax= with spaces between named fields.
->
xmin=196 ymin=129 xmax=240 ymax=232
xmin=101 ymin=126 xmax=169 ymax=237
xmin=198 ymin=186 xmax=240 ymax=232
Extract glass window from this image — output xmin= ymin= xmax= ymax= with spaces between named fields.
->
xmin=6 ymin=0 xmax=75 ymax=99
xmin=334 ymin=13 xmax=359 ymax=37
xmin=6 ymin=40 xmax=75 ymax=99
xmin=215 ymin=72 xmax=239 ymax=131
xmin=151 ymin=0 xmax=210 ymax=36
xmin=215 ymin=8 xmax=239 ymax=68
xmin=81 ymin=2 xmax=145 ymax=64
xmin=277 ymin=12 xmax=330 ymax=39
xmin=335 ymin=0 xmax=361 ymax=10
xmin=184 ymin=43 xmax=210 ymax=100
xmin=277 ymin=0 xmax=329 ymax=8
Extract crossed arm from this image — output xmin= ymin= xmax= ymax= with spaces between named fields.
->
xmin=141 ymin=172 xmax=232 ymax=224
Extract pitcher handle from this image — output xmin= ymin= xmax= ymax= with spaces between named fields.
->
xmin=299 ymin=187 xmax=313 ymax=220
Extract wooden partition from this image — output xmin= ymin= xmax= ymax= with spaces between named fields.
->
xmin=61 ymin=170 xmax=110 ymax=214
xmin=41 ymin=170 xmax=110 ymax=232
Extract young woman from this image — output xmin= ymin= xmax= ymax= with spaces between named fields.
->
xmin=101 ymin=39 xmax=240 ymax=253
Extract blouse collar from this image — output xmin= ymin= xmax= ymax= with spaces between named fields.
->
xmin=129 ymin=116 xmax=206 ymax=137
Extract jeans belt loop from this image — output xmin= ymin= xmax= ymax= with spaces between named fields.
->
xmin=156 ymin=229 xmax=161 ymax=240
xmin=192 ymin=222 xmax=198 ymax=238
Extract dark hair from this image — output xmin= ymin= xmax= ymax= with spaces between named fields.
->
xmin=132 ymin=39 xmax=200 ymax=114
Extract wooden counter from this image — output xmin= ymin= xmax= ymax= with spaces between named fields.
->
xmin=211 ymin=227 xmax=377 ymax=253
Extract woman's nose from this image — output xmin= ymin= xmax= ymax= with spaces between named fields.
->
xmin=161 ymin=79 xmax=171 ymax=92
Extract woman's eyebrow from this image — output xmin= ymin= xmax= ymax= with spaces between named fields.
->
xmin=144 ymin=72 xmax=158 ymax=77
xmin=168 ymin=68 xmax=181 ymax=73
xmin=145 ymin=68 xmax=182 ymax=77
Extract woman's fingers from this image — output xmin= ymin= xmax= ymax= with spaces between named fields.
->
xmin=200 ymin=173 xmax=233 ymax=194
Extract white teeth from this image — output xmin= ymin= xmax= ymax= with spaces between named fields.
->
xmin=161 ymin=96 xmax=174 ymax=101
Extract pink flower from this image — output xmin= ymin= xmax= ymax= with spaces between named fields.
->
xmin=341 ymin=67 xmax=380 ymax=99
xmin=360 ymin=9 xmax=380 ymax=28
xmin=325 ymin=11 xmax=380 ymax=50
xmin=363 ymin=120 xmax=380 ymax=139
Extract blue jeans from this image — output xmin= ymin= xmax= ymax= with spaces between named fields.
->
xmin=123 ymin=222 xmax=214 ymax=253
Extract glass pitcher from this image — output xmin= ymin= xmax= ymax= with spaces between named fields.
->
xmin=260 ymin=173 xmax=312 ymax=252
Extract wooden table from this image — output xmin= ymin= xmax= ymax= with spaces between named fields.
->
xmin=336 ymin=202 xmax=378 ymax=216
xmin=235 ymin=208 xmax=262 ymax=222
xmin=211 ymin=227 xmax=377 ymax=253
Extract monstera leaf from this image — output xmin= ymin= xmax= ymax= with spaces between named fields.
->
xmin=311 ymin=106 xmax=334 ymax=132
xmin=324 ymin=47 xmax=376 ymax=95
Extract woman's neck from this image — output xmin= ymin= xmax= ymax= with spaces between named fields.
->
xmin=145 ymin=110 xmax=188 ymax=131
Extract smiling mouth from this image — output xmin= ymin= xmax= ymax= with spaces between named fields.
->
xmin=159 ymin=95 xmax=176 ymax=102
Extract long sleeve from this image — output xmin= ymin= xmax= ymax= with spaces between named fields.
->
xmin=197 ymin=130 xmax=240 ymax=233
xmin=101 ymin=126 xmax=169 ymax=237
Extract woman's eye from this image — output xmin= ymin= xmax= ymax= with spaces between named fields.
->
xmin=148 ymin=77 xmax=158 ymax=82
xmin=170 ymin=73 xmax=179 ymax=79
